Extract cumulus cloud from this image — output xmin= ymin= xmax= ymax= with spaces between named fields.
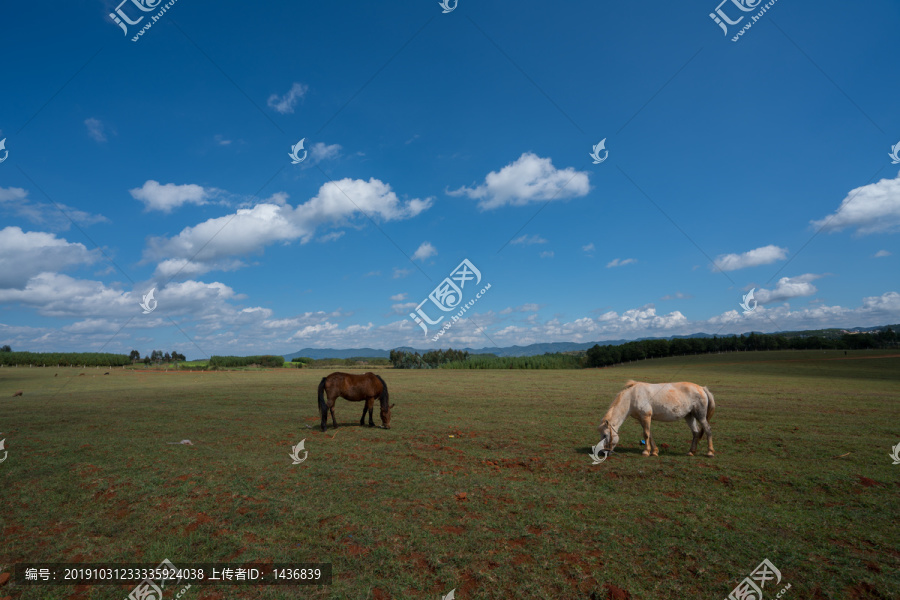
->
xmin=540 ymin=251 xmax=554 ymax=258
xmin=511 ymin=234 xmax=547 ymax=245
xmin=712 ymin=245 xmax=787 ymax=272
xmin=606 ymin=258 xmax=636 ymax=268
xmin=448 ymin=153 xmax=590 ymax=210
xmin=131 ymin=181 xmax=211 ymax=213
xmin=267 ymin=82 xmax=308 ymax=114
xmin=144 ymin=178 xmax=432 ymax=278
xmin=874 ymin=250 xmax=891 ymax=258
xmin=583 ymin=243 xmax=595 ymax=253
xmin=0 ymin=227 xmax=100 ymax=289
xmin=753 ymin=273 xmax=823 ymax=304
xmin=812 ymin=171 xmax=900 ymax=234
xmin=412 ymin=242 xmax=437 ymax=262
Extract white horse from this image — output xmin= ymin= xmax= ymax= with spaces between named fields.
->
xmin=598 ymin=380 xmax=716 ymax=457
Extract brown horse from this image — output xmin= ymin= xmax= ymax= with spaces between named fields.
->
xmin=318 ymin=372 xmax=393 ymax=432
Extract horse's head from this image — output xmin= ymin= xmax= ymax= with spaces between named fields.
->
xmin=381 ymin=403 xmax=395 ymax=429
xmin=598 ymin=419 xmax=619 ymax=451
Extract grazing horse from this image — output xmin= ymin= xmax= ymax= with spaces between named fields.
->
xmin=317 ymin=372 xmax=394 ymax=432
xmin=597 ymin=380 xmax=715 ymax=457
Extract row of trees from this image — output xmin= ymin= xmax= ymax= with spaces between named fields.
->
xmin=0 ymin=351 xmax=131 ymax=367
xmin=584 ymin=329 xmax=898 ymax=367
xmin=441 ymin=353 xmax=583 ymax=369
xmin=389 ymin=348 xmax=470 ymax=369
xmin=208 ymin=355 xmax=285 ymax=368
xmin=129 ymin=350 xmax=187 ymax=365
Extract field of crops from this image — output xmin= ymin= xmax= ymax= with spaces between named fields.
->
xmin=1 ymin=350 xmax=898 ymax=599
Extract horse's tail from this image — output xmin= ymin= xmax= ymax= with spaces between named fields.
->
xmin=317 ymin=377 xmax=328 ymax=415
xmin=704 ymin=386 xmax=715 ymax=421
xmin=375 ymin=374 xmax=389 ymax=408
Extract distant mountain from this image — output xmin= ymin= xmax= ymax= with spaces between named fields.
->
xmin=279 ymin=324 xmax=899 ymax=360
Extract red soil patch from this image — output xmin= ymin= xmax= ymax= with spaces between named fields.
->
xmin=602 ymin=583 xmax=633 ymax=600
xmin=663 ymin=491 xmax=683 ymax=498
xmin=343 ymin=541 xmax=370 ymax=556
xmin=455 ymin=492 xmax=468 ymax=501
xmin=719 ymin=475 xmax=732 ymax=486
xmin=0 ymin=573 xmax=9 ymax=586
xmin=185 ymin=512 xmax=214 ymax=532
xmin=442 ymin=525 xmax=465 ymax=534
xmin=857 ymin=476 xmax=882 ymax=488
xmin=506 ymin=552 xmax=532 ymax=567
xmin=400 ymin=552 xmax=435 ymax=574
xmin=526 ymin=525 xmax=544 ymax=535
xmin=845 ymin=581 xmax=890 ymax=599
xmin=372 ymin=588 xmax=392 ymax=600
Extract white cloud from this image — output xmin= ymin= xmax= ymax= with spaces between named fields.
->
xmin=874 ymin=250 xmax=891 ymax=258
xmin=606 ymin=258 xmax=636 ymax=268
xmin=448 ymin=153 xmax=590 ymax=210
xmin=392 ymin=267 xmax=412 ymax=279
xmin=582 ymin=243 xmax=595 ymax=252
xmin=130 ymin=180 xmax=210 ymax=213
xmin=267 ymin=82 xmax=308 ymax=114
xmin=310 ymin=142 xmax=342 ymax=163
xmin=661 ymin=291 xmax=692 ymax=300
xmin=412 ymin=242 xmax=437 ymax=262
xmin=540 ymin=251 xmax=554 ymax=258
xmin=812 ymin=170 xmax=900 ymax=234
xmin=84 ymin=118 xmax=107 ymax=142
xmin=145 ymin=178 xmax=432 ymax=277
xmin=499 ymin=303 xmax=540 ymax=314
xmin=754 ymin=273 xmax=823 ymax=304
xmin=712 ymin=245 xmax=787 ymax=272
xmin=391 ymin=301 xmax=417 ymax=315
xmin=0 ymin=186 xmax=107 ymax=230
xmin=214 ymin=134 xmax=232 ymax=146
xmin=0 ymin=227 xmax=100 ymax=289
xmin=390 ymin=293 xmax=407 ymax=301
xmin=511 ymin=234 xmax=547 ymax=245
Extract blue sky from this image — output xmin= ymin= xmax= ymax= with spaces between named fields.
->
xmin=1 ymin=0 xmax=898 ymax=358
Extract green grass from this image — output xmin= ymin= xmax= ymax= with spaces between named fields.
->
xmin=1 ymin=350 xmax=898 ymax=599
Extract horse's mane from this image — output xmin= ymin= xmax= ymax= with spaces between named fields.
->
xmin=623 ymin=380 xmax=638 ymax=388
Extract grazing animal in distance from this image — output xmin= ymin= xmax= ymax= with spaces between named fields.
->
xmin=598 ymin=380 xmax=715 ymax=457
xmin=317 ymin=372 xmax=394 ymax=432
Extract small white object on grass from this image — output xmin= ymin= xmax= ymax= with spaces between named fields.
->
xmin=166 ymin=439 xmax=193 ymax=445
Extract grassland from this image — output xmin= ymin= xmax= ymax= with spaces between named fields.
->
xmin=1 ymin=350 xmax=898 ymax=599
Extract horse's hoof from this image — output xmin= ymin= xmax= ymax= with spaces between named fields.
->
xmin=641 ymin=450 xmax=650 ymax=457
xmin=706 ymin=452 xmax=715 ymax=457
xmin=651 ymin=451 xmax=659 ymax=457
xmin=687 ymin=452 xmax=694 ymax=457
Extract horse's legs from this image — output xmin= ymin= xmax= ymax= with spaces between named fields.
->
xmin=329 ymin=395 xmax=338 ymax=429
xmin=639 ymin=414 xmax=656 ymax=456
xmin=700 ymin=417 xmax=714 ymax=457
xmin=359 ymin=402 xmax=368 ymax=426
xmin=685 ymin=415 xmax=701 ymax=456
xmin=320 ymin=401 xmax=329 ymax=432
xmin=366 ymin=398 xmax=375 ymax=426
